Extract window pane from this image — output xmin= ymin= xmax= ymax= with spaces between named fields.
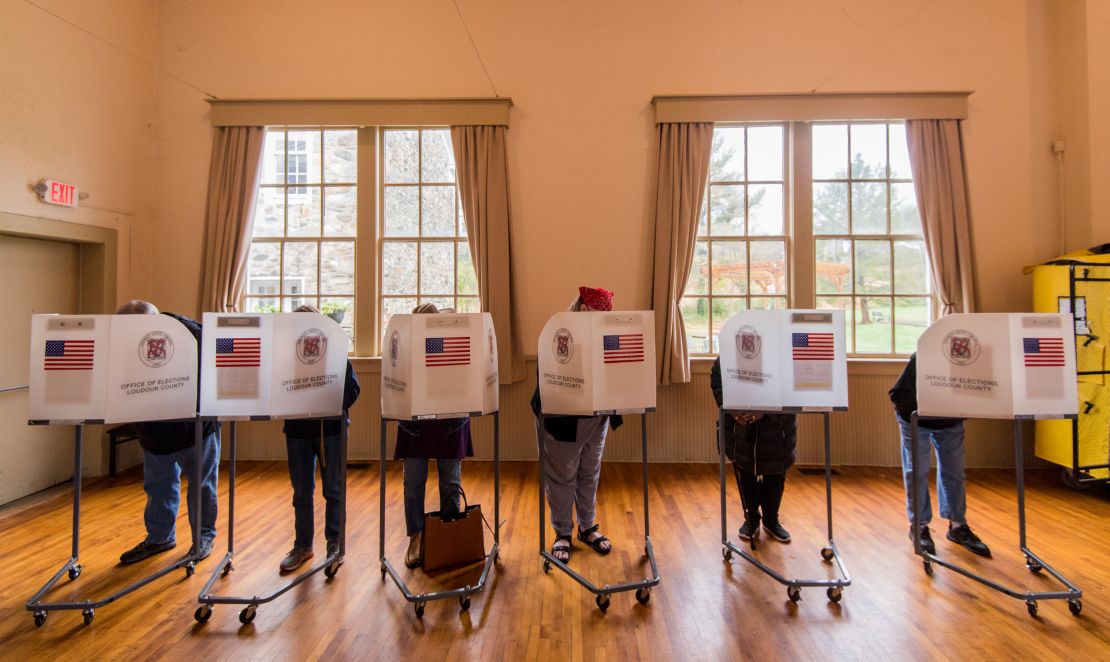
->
xmin=421 ymin=129 xmax=456 ymax=183
xmin=710 ymin=127 xmax=745 ymax=181
xmin=813 ymin=183 xmax=848 ymax=234
xmin=813 ymin=124 xmax=848 ymax=179
xmin=320 ymin=297 xmax=354 ymax=351
xmin=382 ymin=242 xmax=417 ymax=294
xmin=747 ymin=125 xmax=783 ymax=181
xmin=750 ymin=241 xmax=786 ymax=295
xmin=890 ymin=182 xmax=921 ymax=234
xmin=383 ymin=187 xmax=418 ymax=236
xmin=685 ymin=240 xmax=709 ymax=295
xmin=382 ymin=297 xmax=417 ymax=339
xmin=894 ymin=240 xmax=929 ymax=294
xmin=252 ymin=187 xmax=284 ymax=238
xmin=246 ymin=243 xmax=280 ymax=294
xmin=261 ymin=131 xmax=285 ymax=185
xmin=709 ymin=184 xmax=744 ymax=236
xmin=324 ymin=186 xmax=357 ymax=236
xmin=384 ymin=130 xmax=419 ymax=184
xmin=288 ymin=130 xmax=322 ymax=184
xmin=895 ymin=297 xmax=929 ymax=354
xmin=458 ymin=193 xmax=468 ymax=237
xmin=323 ymin=130 xmax=357 ymax=183
xmin=850 ymin=124 xmax=887 ymax=179
xmin=419 ymin=242 xmax=454 ymax=295
xmin=282 ymin=297 xmax=314 ymax=313
xmin=711 ymin=298 xmax=746 ymax=353
xmin=889 ymin=123 xmax=912 ymax=179
xmin=750 ymin=297 xmax=787 ymax=310
xmin=422 ymin=185 xmax=456 ymax=237
xmin=282 ymin=243 xmax=317 ymax=295
xmin=711 ymin=240 xmax=746 ymax=295
xmin=680 ymin=297 xmax=709 ymax=354
xmin=856 ymin=297 xmax=892 ymax=353
xmin=851 ymin=182 xmax=887 ymax=234
xmin=457 ymin=297 xmax=480 ymax=313
xmin=697 ymin=192 xmax=708 ymax=236
xmin=320 ymin=241 xmax=354 ymax=294
xmin=855 ymin=240 xmax=891 ymax=294
xmin=245 ymin=297 xmax=279 ymax=313
xmin=457 ymin=241 xmax=478 ymax=295
xmin=817 ymin=296 xmax=853 ymax=352
xmin=287 ymin=187 xmax=322 ymax=237
xmin=815 ymin=239 xmax=852 ymax=294
xmin=748 ymin=184 xmax=783 ymax=235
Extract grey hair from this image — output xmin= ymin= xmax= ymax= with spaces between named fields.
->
xmin=412 ymin=303 xmax=439 ymax=315
xmin=116 ymin=299 xmax=159 ymax=315
xmin=568 ymin=296 xmax=585 ymax=312
xmin=293 ymin=304 xmax=320 ymax=314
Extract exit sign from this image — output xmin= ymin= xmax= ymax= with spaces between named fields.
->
xmin=39 ymin=180 xmax=79 ymax=208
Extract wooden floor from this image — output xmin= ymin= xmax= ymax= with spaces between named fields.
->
xmin=0 ymin=461 xmax=1107 ymax=661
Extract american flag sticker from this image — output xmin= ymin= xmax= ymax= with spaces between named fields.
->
xmin=791 ymin=333 xmax=834 ymax=361
xmin=216 ymin=337 xmax=261 ymax=367
xmin=1023 ymin=337 xmax=1065 ymax=367
xmin=426 ymin=336 xmax=471 ymax=367
xmin=44 ymin=339 xmax=95 ymax=371
xmin=603 ymin=334 xmax=644 ymax=364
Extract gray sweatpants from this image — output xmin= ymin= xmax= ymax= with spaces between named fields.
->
xmin=538 ymin=416 xmax=610 ymax=537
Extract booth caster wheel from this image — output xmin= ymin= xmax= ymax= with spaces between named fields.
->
xmin=543 ymin=560 xmax=552 ymax=574
xmin=380 ymin=564 xmax=387 ymax=582
xmin=414 ymin=602 xmax=426 ymax=619
xmin=635 ymin=588 xmax=651 ymax=605
xmin=923 ymin=561 xmax=934 ymax=576
xmin=1069 ymin=599 xmax=1082 ymax=616
xmin=68 ymin=564 xmax=82 ymax=580
xmin=820 ymin=547 xmax=835 ymax=562
xmin=722 ymin=548 xmax=732 ymax=562
xmin=787 ymin=587 xmax=801 ymax=603
xmin=82 ymin=609 xmax=94 ymax=626
xmin=459 ymin=596 xmax=471 ymax=612
xmin=32 ymin=611 xmax=46 ymax=628
xmin=239 ymin=605 xmax=257 ymax=625
xmin=222 ymin=562 xmax=234 ymax=577
xmin=324 ymin=561 xmax=340 ymax=579
xmin=1025 ymin=557 xmax=1043 ymax=573
xmin=595 ymin=595 xmax=610 ymax=613
xmin=827 ymin=587 xmax=843 ymax=603
xmin=185 ymin=562 xmax=195 ymax=578
xmin=1026 ymin=601 xmax=1038 ymax=617
xmin=194 ymin=605 xmax=212 ymax=623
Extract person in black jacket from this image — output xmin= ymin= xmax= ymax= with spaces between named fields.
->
xmin=710 ymin=357 xmax=797 ymax=542
xmin=279 ymin=305 xmax=361 ymax=573
xmin=890 ymin=353 xmax=990 ymax=557
xmin=118 ymin=301 xmax=222 ymax=565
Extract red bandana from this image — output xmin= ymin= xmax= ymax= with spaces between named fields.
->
xmin=578 ymin=286 xmax=614 ymax=311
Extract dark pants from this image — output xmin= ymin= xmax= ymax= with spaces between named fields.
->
xmin=733 ymin=465 xmax=786 ymax=526
xmin=286 ymin=433 xmax=343 ymax=548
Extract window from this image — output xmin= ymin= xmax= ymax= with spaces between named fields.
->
xmin=687 ymin=121 xmax=931 ymax=357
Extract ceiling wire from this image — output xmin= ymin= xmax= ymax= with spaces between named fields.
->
xmin=451 ymin=0 xmax=500 ymax=97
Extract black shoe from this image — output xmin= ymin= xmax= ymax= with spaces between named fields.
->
xmin=909 ymin=526 xmax=936 ymax=555
xmin=119 ymin=539 xmax=176 ymax=565
xmin=738 ymin=520 xmax=760 ymax=541
xmin=947 ymin=523 xmax=991 ymax=557
xmin=763 ymin=520 xmax=791 ymax=543
xmin=187 ymin=538 xmax=214 ymax=562
xmin=326 ymin=540 xmax=343 ymax=566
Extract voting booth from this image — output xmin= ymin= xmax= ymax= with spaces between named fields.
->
xmin=377 ymin=312 xmax=502 ymax=619
xmin=380 ymin=312 xmax=499 ymax=419
xmin=25 ymin=314 xmax=201 ymax=628
xmin=195 ymin=313 xmax=350 ymax=626
xmin=534 ymin=310 xmax=660 ymax=612
xmin=714 ymin=309 xmax=851 ymax=605
xmin=910 ymin=313 xmax=1083 ymax=617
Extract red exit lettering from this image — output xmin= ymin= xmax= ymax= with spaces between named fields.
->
xmin=41 ymin=180 xmax=79 ymax=207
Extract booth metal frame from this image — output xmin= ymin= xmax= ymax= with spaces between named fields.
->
xmin=26 ymin=419 xmax=205 ymax=627
xmin=537 ymin=409 xmax=660 ymax=612
xmin=716 ymin=408 xmax=851 ymax=604
xmin=910 ymin=412 xmax=1084 ymax=617
xmin=379 ymin=411 xmax=501 ymax=619
xmin=195 ymin=417 xmax=348 ymax=625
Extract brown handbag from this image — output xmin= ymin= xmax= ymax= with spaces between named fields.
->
xmin=422 ymin=487 xmax=487 ymax=572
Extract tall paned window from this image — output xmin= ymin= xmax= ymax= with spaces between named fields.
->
xmin=812 ymin=123 xmax=930 ymax=354
xmin=380 ymin=128 xmax=479 ymax=340
xmin=683 ymin=125 xmax=789 ymax=353
xmin=247 ymin=129 xmax=358 ymax=349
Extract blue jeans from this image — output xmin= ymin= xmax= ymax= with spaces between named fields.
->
xmin=143 ymin=430 xmax=220 ymax=545
xmin=286 ymin=433 xmax=344 ymax=548
xmin=402 ymin=458 xmax=462 ymax=537
xmin=898 ymin=417 xmax=967 ymax=526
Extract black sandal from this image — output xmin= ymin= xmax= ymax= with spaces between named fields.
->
xmin=577 ymin=524 xmax=612 ymax=555
xmin=551 ymin=536 xmax=572 ymax=564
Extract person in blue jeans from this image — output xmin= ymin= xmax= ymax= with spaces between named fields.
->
xmin=117 ymin=300 xmax=221 ymax=565
xmin=890 ymin=353 xmax=991 ymax=557
xmin=279 ymin=305 xmax=361 ymax=573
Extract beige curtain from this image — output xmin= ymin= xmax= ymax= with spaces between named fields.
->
xmin=199 ymin=126 xmax=265 ymax=313
xmin=905 ymin=120 xmax=976 ymax=314
xmin=451 ymin=125 xmax=525 ymax=384
xmin=651 ymin=122 xmax=715 ymax=384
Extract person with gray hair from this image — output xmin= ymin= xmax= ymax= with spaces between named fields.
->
xmin=116 ymin=300 xmax=221 ymax=565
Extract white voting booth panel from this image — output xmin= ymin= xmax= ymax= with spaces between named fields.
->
xmin=28 ymin=314 xmax=198 ymax=424
xmin=381 ymin=313 xmax=498 ymax=419
xmin=717 ymin=309 xmax=848 ymax=411
xmin=200 ymin=313 xmax=348 ymax=420
xmin=537 ymin=311 xmax=656 ymax=415
xmin=916 ymin=313 xmax=1078 ymax=420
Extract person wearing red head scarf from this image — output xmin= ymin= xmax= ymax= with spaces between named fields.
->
xmin=530 ymin=286 xmax=623 ymax=564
